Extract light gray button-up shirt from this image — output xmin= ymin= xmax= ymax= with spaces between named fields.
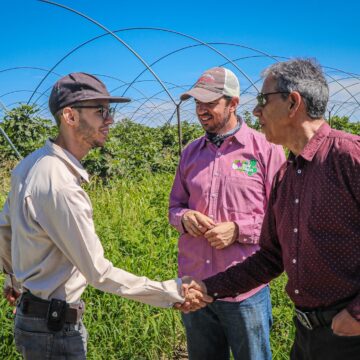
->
xmin=0 ymin=140 xmax=183 ymax=307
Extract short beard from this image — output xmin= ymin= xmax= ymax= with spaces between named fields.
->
xmin=77 ymin=118 xmax=104 ymax=149
xmin=207 ymin=108 xmax=231 ymax=134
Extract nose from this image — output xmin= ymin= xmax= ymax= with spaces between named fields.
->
xmin=252 ymin=104 xmax=262 ymax=117
xmin=104 ymin=115 xmax=114 ymax=125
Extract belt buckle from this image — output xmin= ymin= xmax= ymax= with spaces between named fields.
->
xmin=295 ymin=309 xmax=313 ymax=330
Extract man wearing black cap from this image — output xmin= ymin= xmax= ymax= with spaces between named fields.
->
xmin=0 ymin=72 xmax=211 ymax=359
xmin=169 ymin=67 xmax=285 ymax=360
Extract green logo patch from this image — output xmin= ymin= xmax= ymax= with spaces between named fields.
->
xmin=232 ymin=159 xmax=258 ymax=176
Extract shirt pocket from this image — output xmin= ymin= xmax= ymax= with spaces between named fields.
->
xmin=222 ymin=175 xmax=264 ymax=214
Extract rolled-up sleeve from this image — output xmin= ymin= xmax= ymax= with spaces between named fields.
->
xmin=32 ymin=184 xmax=184 ymax=308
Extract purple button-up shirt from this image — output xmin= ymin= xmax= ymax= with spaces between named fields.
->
xmin=204 ymin=123 xmax=360 ymax=320
xmin=169 ymin=122 xmax=285 ymax=302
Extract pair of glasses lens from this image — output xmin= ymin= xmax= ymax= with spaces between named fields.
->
xmin=100 ymin=107 xmax=115 ymax=120
xmin=72 ymin=105 xmax=115 ymax=120
xmin=256 ymin=92 xmax=289 ymax=106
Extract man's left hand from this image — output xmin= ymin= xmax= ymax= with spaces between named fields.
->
xmin=3 ymin=286 xmax=20 ymax=307
xmin=332 ymin=308 xmax=360 ymax=336
xmin=204 ymin=222 xmax=238 ymax=250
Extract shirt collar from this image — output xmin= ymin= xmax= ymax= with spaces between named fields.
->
xmin=201 ymin=116 xmax=248 ymax=148
xmin=298 ymin=121 xmax=330 ymax=162
xmin=232 ymin=116 xmax=249 ymax=146
xmin=45 ymin=139 xmax=90 ymax=183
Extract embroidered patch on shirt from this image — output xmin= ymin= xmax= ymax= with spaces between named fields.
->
xmin=232 ymin=159 xmax=258 ymax=176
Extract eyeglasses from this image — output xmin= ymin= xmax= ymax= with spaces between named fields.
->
xmin=71 ymin=105 xmax=116 ymax=120
xmin=256 ymin=91 xmax=289 ymax=107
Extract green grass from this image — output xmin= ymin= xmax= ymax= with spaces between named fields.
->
xmin=0 ymin=173 xmax=294 ymax=359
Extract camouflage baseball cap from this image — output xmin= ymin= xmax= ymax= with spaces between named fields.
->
xmin=180 ymin=67 xmax=240 ymax=103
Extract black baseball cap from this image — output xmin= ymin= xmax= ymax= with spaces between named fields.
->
xmin=49 ymin=72 xmax=131 ymax=115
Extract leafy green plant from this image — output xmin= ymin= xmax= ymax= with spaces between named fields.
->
xmin=82 ymin=119 xmax=203 ymax=180
xmin=329 ymin=115 xmax=360 ymax=134
xmin=0 ymin=105 xmax=56 ymax=161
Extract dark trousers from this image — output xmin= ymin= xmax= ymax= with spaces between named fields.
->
xmin=291 ymin=316 xmax=360 ymax=360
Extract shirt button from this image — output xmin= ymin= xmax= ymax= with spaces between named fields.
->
xmin=209 ymin=214 xmax=214 ymax=219
xmin=297 ymin=169 xmax=302 ymax=174
xmin=292 ymin=259 xmax=297 ymax=264
xmin=293 ymin=228 xmax=298 ymax=233
xmin=295 ymin=198 xmax=299 ymax=204
xmin=206 ymin=259 xmax=210 ymax=264
xmin=229 ymin=142 xmax=233 ymax=145
xmin=211 ymin=193 xmax=217 ymax=198
xmin=217 ymin=152 xmax=222 ymax=156
xmin=214 ymin=292 xmax=218 ymax=297
xmin=214 ymin=172 xmax=219 ymax=176
xmin=295 ymin=289 xmax=299 ymax=294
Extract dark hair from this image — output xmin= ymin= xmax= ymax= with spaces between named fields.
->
xmin=53 ymin=102 xmax=84 ymax=127
xmin=262 ymin=58 xmax=329 ymax=119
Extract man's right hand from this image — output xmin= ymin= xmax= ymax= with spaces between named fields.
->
xmin=181 ymin=210 xmax=215 ymax=237
xmin=174 ymin=276 xmax=213 ymax=313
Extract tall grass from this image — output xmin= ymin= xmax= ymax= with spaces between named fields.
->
xmin=0 ymin=173 xmax=294 ymax=359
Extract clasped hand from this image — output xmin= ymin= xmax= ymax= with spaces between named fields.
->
xmin=174 ymin=276 xmax=212 ymax=313
xmin=182 ymin=210 xmax=238 ymax=249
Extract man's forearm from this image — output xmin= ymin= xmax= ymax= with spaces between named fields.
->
xmin=203 ymin=248 xmax=283 ymax=299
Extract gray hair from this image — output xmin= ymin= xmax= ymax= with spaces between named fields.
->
xmin=262 ymin=58 xmax=329 ymax=119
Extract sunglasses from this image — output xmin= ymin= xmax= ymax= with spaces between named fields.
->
xmin=71 ymin=105 xmax=116 ymax=120
xmin=256 ymin=91 xmax=289 ymax=107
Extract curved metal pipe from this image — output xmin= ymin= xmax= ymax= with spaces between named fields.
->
xmin=37 ymin=1 xmax=177 ymax=105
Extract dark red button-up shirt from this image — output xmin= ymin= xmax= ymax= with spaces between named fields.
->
xmin=204 ymin=122 xmax=360 ymax=321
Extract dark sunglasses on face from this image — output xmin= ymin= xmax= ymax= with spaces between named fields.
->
xmin=71 ymin=105 xmax=116 ymax=120
xmin=256 ymin=91 xmax=290 ymax=107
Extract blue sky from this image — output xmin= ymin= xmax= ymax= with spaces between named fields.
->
xmin=1 ymin=0 xmax=359 ymax=123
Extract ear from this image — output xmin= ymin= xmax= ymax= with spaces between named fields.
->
xmin=288 ymin=91 xmax=301 ymax=118
xmin=61 ymin=107 xmax=77 ymax=127
xmin=229 ymin=96 xmax=239 ymax=113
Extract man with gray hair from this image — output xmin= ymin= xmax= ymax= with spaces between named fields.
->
xmin=170 ymin=67 xmax=285 ymax=360
xmin=184 ymin=59 xmax=360 ymax=359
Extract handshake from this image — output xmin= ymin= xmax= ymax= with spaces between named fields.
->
xmin=174 ymin=276 xmax=213 ymax=313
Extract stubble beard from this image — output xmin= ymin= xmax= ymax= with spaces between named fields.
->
xmin=77 ymin=119 xmax=104 ymax=149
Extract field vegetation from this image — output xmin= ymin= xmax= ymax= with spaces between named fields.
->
xmin=0 ymin=106 xmax=358 ymax=359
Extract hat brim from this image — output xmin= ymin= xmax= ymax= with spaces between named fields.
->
xmin=180 ymin=88 xmax=223 ymax=103
xmin=84 ymin=96 xmax=131 ymax=103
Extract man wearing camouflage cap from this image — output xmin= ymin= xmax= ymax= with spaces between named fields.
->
xmin=169 ymin=67 xmax=285 ymax=360
xmin=0 ymin=72 xmax=210 ymax=359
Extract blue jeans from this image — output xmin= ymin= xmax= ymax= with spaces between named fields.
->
xmin=182 ymin=286 xmax=272 ymax=360
xmin=14 ymin=306 xmax=87 ymax=360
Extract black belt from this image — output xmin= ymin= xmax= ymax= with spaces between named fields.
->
xmin=295 ymin=299 xmax=351 ymax=330
xmin=18 ymin=292 xmax=85 ymax=325
xmin=295 ymin=308 xmax=339 ymax=330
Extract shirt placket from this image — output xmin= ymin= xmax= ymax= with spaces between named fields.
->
xmin=292 ymin=159 xmax=304 ymax=299
xmin=206 ymin=146 xmax=222 ymax=273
